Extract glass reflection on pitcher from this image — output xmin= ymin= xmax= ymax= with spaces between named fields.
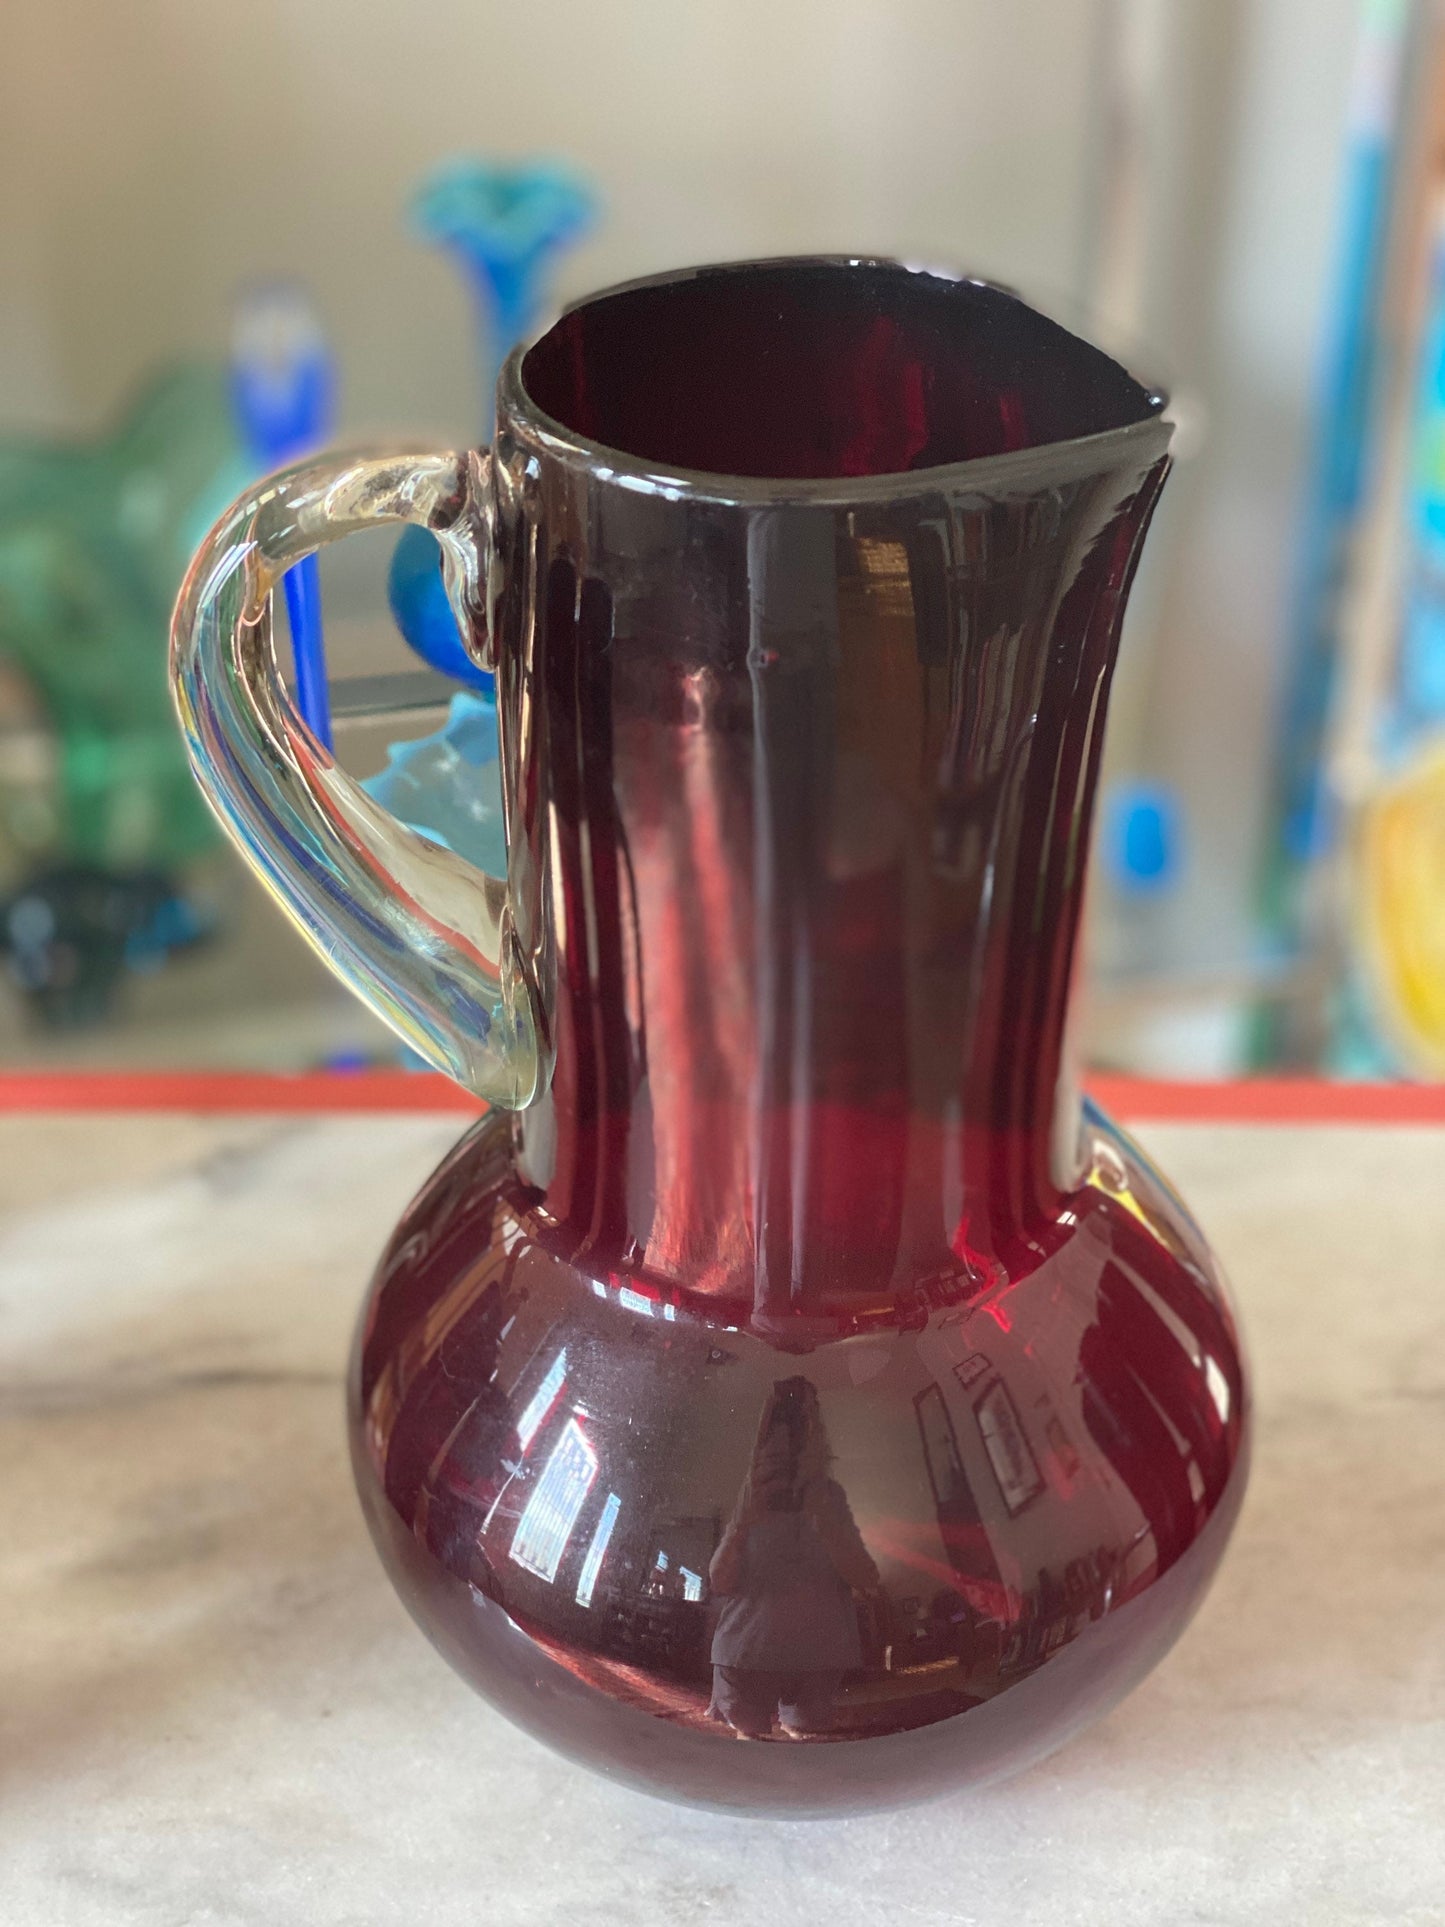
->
xmin=708 ymin=1377 xmax=878 ymax=1739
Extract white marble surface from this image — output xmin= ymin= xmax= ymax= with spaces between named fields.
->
xmin=2 ymin=1112 xmax=1443 ymax=1926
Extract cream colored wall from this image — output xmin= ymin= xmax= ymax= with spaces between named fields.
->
xmin=0 ymin=0 xmax=1097 ymax=442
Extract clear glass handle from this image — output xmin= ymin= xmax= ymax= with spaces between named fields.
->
xmin=170 ymin=446 xmax=541 ymax=1105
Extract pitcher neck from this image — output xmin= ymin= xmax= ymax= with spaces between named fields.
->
xmin=506 ymin=454 xmax=1170 ymax=1328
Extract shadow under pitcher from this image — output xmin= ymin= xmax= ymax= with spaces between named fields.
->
xmin=171 ymin=257 xmax=1249 ymax=1817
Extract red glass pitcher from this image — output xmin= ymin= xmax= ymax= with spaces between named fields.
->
xmin=172 ymin=258 xmax=1248 ymax=1816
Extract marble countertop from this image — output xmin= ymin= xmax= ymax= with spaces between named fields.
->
xmin=2 ymin=1110 xmax=1442 ymax=1926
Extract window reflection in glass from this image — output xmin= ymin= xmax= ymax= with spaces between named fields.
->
xmin=511 ymin=1417 xmax=597 ymax=1582
xmin=516 ymin=1349 xmax=567 ymax=1450
xmin=974 ymin=1379 xmax=1044 ymax=1515
xmin=575 ymin=1490 xmax=622 ymax=1607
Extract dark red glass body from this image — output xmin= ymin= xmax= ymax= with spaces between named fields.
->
xmin=350 ymin=261 xmax=1249 ymax=1815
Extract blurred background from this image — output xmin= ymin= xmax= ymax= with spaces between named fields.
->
xmin=2 ymin=0 xmax=1443 ymax=1083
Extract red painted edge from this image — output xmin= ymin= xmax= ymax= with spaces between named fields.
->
xmin=0 ymin=1069 xmax=482 ymax=1114
xmin=1086 ymin=1073 xmax=1445 ymax=1125
xmin=0 ymin=1067 xmax=1440 ymax=1123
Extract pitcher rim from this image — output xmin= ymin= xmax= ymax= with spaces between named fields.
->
xmin=498 ymin=254 xmax=1173 ymax=507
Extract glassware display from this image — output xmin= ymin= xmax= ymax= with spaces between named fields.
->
xmin=230 ymin=283 xmax=336 ymax=746
xmin=387 ymin=157 xmax=596 ymax=689
xmin=370 ymin=161 xmax=594 ymax=881
xmin=0 ymin=365 xmax=248 ymax=1020
xmin=361 ymin=689 xmax=507 ymax=876
xmin=172 ymin=259 xmax=1249 ymax=1815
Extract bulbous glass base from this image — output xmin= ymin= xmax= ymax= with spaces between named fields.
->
xmin=349 ymin=1108 xmax=1248 ymax=1817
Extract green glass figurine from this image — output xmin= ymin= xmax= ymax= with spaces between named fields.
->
xmin=0 ymin=366 xmax=249 ymax=1021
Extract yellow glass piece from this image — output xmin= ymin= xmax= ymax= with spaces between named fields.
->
xmin=1356 ymin=739 xmax=1445 ymax=1077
